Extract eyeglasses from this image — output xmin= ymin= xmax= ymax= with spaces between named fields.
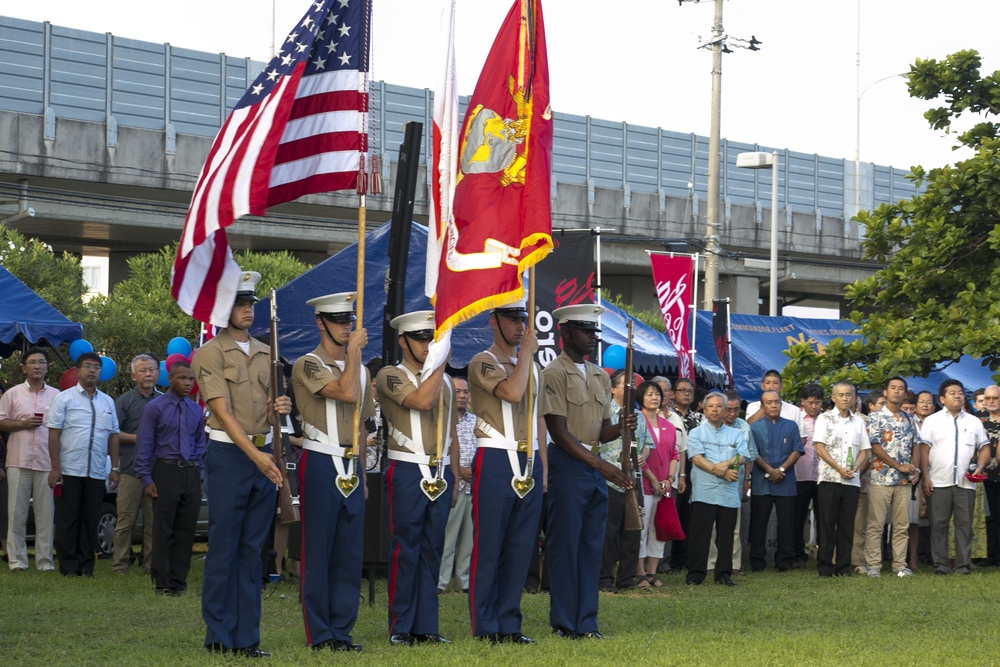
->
xmin=80 ymin=363 xmax=102 ymax=371
xmin=24 ymin=360 xmax=48 ymax=366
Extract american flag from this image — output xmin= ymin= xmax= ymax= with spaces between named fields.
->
xmin=172 ymin=0 xmax=371 ymax=328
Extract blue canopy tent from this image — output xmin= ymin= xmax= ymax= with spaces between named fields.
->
xmin=253 ymin=222 xmax=726 ymax=381
xmin=0 ymin=266 xmax=83 ymax=358
xmin=693 ymin=311 xmax=996 ymax=398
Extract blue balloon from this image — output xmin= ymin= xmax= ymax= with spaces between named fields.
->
xmin=68 ymin=339 xmax=93 ymax=362
xmin=166 ymin=337 xmax=193 ymax=357
xmin=98 ymin=356 xmax=117 ymax=382
xmin=157 ymin=360 xmax=168 ymax=387
xmin=603 ymin=344 xmax=626 ymax=371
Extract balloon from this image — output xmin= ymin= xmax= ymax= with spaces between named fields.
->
xmin=189 ymin=379 xmax=199 ymax=397
xmin=68 ymin=339 xmax=93 ymax=362
xmin=157 ymin=360 xmax=168 ymax=387
xmin=166 ymin=337 xmax=193 ymax=357
xmin=603 ymin=345 xmax=626 ymax=371
xmin=99 ymin=356 xmax=117 ymax=382
xmin=633 ymin=373 xmax=645 ymax=387
xmin=165 ymin=353 xmax=188 ymax=372
xmin=602 ymin=367 xmax=614 ymax=376
xmin=60 ymin=367 xmax=78 ymax=390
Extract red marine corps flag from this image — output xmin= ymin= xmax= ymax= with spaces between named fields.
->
xmin=427 ymin=0 xmax=553 ymax=341
xmin=172 ymin=0 xmax=372 ymax=328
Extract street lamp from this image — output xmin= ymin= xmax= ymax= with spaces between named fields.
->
xmin=853 ymin=72 xmax=908 ymax=221
xmin=736 ymin=151 xmax=779 ymax=316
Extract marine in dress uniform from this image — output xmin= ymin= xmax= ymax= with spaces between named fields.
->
xmin=540 ymin=304 xmax=634 ymax=640
xmin=468 ymin=299 xmax=548 ymax=644
xmin=192 ymin=270 xmax=292 ymax=658
xmin=291 ymin=292 xmax=374 ymax=652
xmin=376 ymin=311 xmax=460 ymax=646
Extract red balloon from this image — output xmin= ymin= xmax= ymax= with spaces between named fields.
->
xmin=634 ymin=373 xmax=645 ymax=386
xmin=189 ymin=379 xmax=199 ymax=397
xmin=59 ymin=367 xmax=78 ymax=390
xmin=165 ymin=353 xmax=188 ymax=372
xmin=602 ymin=367 xmax=614 ymax=376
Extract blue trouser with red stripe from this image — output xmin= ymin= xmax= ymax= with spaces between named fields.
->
xmin=386 ymin=459 xmax=453 ymax=636
xmin=546 ymin=443 xmax=607 ymax=634
xmin=469 ymin=447 xmax=542 ymax=637
xmin=202 ymin=440 xmax=276 ymax=650
xmin=299 ymin=449 xmax=365 ymax=646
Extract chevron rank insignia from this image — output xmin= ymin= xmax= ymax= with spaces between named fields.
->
xmin=481 ymin=362 xmax=495 ymax=377
xmin=387 ymin=376 xmax=403 ymax=393
xmin=304 ymin=360 xmax=322 ymax=381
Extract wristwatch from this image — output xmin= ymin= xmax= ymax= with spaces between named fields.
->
xmin=111 ymin=467 xmax=121 ymax=473
xmin=778 ymin=466 xmax=786 ymax=473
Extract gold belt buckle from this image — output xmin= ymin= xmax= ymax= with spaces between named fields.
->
xmin=516 ymin=440 xmax=529 ymax=453
xmin=252 ymin=434 xmax=266 ymax=449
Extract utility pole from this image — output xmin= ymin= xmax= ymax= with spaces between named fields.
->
xmin=702 ymin=0 xmax=724 ymax=310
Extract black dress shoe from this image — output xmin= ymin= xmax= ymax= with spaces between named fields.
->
xmin=477 ymin=633 xmax=501 ymax=644
xmin=502 ymin=633 xmax=536 ymax=644
xmin=390 ymin=633 xmax=415 ymax=646
xmin=413 ymin=633 xmax=451 ymax=644
xmin=716 ymin=576 xmax=736 ymax=587
xmin=817 ymin=573 xmax=832 ymax=579
xmin=579 ymin=631 xmax=605 ymax=639
xmin=330 ymin=639 xmax=363 ymax=652
xmin=206 ymin=643 xmax=231 ymax=654
xmin=234 ymin=647 xmax=271 ymax=658
xmin=552 ymin=626 xmax=579 ymax=639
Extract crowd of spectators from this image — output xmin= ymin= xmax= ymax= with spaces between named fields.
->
xmin=2 ymin=348 xmax=998 ymax=591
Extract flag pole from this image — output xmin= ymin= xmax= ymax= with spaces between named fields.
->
xmin=524 ymin=267 xmax=536 ymax=473
xmin=350 ymin=159 xmax=368 ymax=470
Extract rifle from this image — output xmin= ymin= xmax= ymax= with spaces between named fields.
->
xmin=620 ymin=319 xmax=644 ymax=531
xmin=270 ymin=289 xmax=300 ymax=524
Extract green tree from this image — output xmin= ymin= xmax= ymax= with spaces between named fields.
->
xmin=86 ymin=244 xmax=310 ymax=394
xmin=782 ymin=50 xmax=1000 ymax=396
xmin=0 ymin=225 xmax=87 ymax=324
xmin=0 ymin=225 xmax=87 ymax=387
xmin=604 ymin=293 xmax=666 ymax=333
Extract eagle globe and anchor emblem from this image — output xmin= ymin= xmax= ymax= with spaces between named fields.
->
xmin=445 ymin=75 xmax=552 ymax=273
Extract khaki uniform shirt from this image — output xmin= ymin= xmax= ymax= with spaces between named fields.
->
xmin=469 ymin=343 xmax=544 ymax=441
xmin=292 ymin=346 xmax=375 ymax=445
xmin=192 ymin=327 xmax=271 ymax=435
xmin=540 ymin=352 xmax=611 ymax=447
xmin=376 ymin=360 xmax=458 ymax=457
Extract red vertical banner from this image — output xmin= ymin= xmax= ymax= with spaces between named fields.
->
xmin=712 ymin=298 xmax=733 ymax=388
xmin=649 ymin=253 xmax=695 ymax=381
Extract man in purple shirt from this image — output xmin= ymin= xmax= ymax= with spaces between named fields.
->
xmin=134 ymin=360 xmax=206 ymax=596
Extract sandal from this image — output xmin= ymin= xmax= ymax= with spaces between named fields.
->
xmin=645 ymin=574 xmax=663 ymax=588
xmin=637 ymin=578 xmax=652 ymax=590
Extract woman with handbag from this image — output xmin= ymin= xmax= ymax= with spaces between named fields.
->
xmin=635 ymin=382 xmax=678 ymax=589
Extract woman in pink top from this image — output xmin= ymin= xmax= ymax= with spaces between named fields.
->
xmin=635 ymin=382 xmax=678 ymax=589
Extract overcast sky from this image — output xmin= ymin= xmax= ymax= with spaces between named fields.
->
xmin=6 ymin=0 xmax=999 ymax=171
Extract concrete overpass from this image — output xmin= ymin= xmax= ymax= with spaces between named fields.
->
xmin=0 ymin=15 xmax=917 ymax=314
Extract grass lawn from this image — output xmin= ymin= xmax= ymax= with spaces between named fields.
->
xmin=0 ymin=553 xmax=992 ymax=666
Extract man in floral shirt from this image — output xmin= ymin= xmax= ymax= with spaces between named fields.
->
xmin=813 ymin=381 xmax=870 ymax=578
xmin=864 ymin=377 xmax=922 ymax=578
